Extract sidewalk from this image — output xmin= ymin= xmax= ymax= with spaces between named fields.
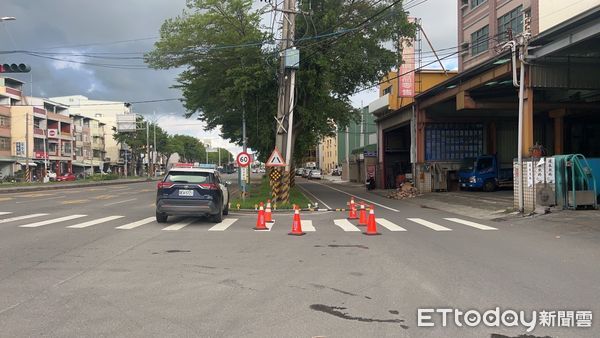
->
xmin=0 ymin=177 xmax=152 ymax=193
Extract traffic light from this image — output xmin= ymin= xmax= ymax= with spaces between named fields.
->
xmin=0 ymin=63 xmax=31 ymax=73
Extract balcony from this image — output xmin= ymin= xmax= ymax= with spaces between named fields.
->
xmin=34 ymin=128 xmax=46 ymax=136
xmin=33 ymin=107 xmax=46 ymax=115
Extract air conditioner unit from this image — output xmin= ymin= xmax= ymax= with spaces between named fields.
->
xmin=536 ymin=183 xmax=556 ymax=206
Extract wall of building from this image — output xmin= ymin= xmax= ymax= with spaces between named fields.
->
xmin=538 ymin=0 xmax=598 ymax=33
xmin=318 ymin=135 xmax=338 ymax=173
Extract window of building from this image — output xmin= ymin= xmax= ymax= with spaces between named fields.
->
xmin=425 ymin=124 xmax=483 ymax=161
xmin=498 ymin=6 xmax=523 ymax=42
xmin=0 ymin=137 xmax=10 ymax=151
xmin=383 ymin=86 xmax=392 ymax=95
xmin=470 ymin=0 xmax=486 ymax=9
xmin=471 ymin=25 xmax=489 ymax=56
xmin=0 ymin=116 xmax=10 ymax=128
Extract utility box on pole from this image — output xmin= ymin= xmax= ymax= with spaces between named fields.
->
xmin=284 ymin=48 xmax=299 ymax=69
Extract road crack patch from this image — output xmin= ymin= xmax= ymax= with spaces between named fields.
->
xmin=309 ymin=304 xmax=408 ymax=328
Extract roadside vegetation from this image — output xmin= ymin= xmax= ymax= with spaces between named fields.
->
xmin=230 ymin=176 xmax=311 ymax=210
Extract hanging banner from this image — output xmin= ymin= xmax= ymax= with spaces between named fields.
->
xmin=398 ymin=17 xmax=416 ymax=98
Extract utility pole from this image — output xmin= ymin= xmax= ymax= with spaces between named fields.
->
xmin=153 ymin=122 xmax=156 ymax=176
xmin=274 ymin=0 xmax=298 ymax=202
xmin=25 ymin=113 xmax=30 ymax=182
xmin=146 ymin=120 xmax=150 ymax=179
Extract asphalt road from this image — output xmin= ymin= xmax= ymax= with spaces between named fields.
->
xmin=0 ymin=175 xmax=598 ymax=337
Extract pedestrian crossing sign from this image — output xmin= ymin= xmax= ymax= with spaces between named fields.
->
xmin=266 ymin=148 xmax=286 ymax=167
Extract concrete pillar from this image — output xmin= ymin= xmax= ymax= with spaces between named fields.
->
xmin=488 ymin=121 xmax=497 ymax=154
xmin=416 ymin=109 xmax=426 ymax=162
xmin=549 ymin=108 xmax=567 ymax=155
xmin=522 ymin=67 xmax=534 ymax=155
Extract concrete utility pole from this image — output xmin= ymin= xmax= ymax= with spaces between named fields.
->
xmin=146 ymin=120 xmax=150 ymax=179
xmin=25 ymin=113 xmax=30 ymax=182
xmin=274 ymin=0 xmax=297 ymax=202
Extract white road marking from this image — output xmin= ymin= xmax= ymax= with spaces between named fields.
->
xmin=407 ymin=218 xmax=452 ymax=231
xmin=115 ymin=217 xmax=156 ymax=230
xmin=376 ymin=218 xmax=407 ymax=231
xmin=308 ymin=182 xmax=400 ymax=212
xmin=0 ymin=213 xmax=48 ymax=224
xmin=67 ymin=215 xmax=125 ymax=229
xmin=0 ymin=212 xmax=12 ymax=215
xmin=162 ymin=218 xmax=195 ymax=231
xmin=444 ymin=218 xmax=498 ymax=230
xmin=208 ymin=218 xmax=238 ymax=231
xmin=334 ymin=219 xmax=361 ymax=232
xmin=254 ymin=221 xmax=274 ymax=231
xmin=301 ymin=220 xmax=315 ymax=232
xmin=104 ymin=198 xmax=137 ymax=207
xmin=19 ymin=214 xmax=87 ymax=228
xmin=296 ymin=184 xmax=332 ymax=209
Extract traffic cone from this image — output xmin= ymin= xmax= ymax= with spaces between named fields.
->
xmin=364 ymin=205 xmax=381 ymax=236
xmin=265 ymin=200 xmax=273 ymax=223
xmin=288 ymin=205 xmax=305 ymax=236
xmin=358 ymin=203 xmax=367 ymax=226
xmin=254 ymin=202 xmax=268 ymax=230
xmin=347 ymin=196 xmax=358 ymax=220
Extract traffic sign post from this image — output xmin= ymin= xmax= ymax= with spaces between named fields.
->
xmin=236 ymin=152 xmax=252 ymax=201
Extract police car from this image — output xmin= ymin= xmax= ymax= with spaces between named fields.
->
xmin=155 ymin=164 xmax=230 ymax=223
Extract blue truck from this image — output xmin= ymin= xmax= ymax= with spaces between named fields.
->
xmin=458 ymin=155 xmax=513 ymax=192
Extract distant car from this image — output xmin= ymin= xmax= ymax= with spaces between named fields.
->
xmin=302 ymin=168 xmax=311 ymax=178
xmin=331 ymin=167 xmax=342 ymax=176
xmin=155 ymin=166 xmax=230 ymax=223
xmin=308 ymin=169 xmax=322 ymax=180
xmin=251 ymin=168 xmax=258 ymax=173
xmin=47 ymin=171 xmax=57 ymax=181
xmin=258 ymin=168 xmax=266 ymax=173
xmin=295 ymin=168 xmax=304 ymax=176
xmin=56 ymin=172 xmax=76 ymax=182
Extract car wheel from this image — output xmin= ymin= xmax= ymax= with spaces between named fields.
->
xmin=211 ymin=207 xmax=223 ymax=223
xmin=156 ymin=211 xmax=168 ymax=223
xmin=483 ymin=180 xmax=496 ymax=192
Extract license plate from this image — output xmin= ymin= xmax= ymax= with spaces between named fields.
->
xmin=178 ymin=189 xmax=194 ymax=196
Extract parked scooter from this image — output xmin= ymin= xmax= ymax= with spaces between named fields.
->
xmin=366 ymin=175 xmax=376 ymax=191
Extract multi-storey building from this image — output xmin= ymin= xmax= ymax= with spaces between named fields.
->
xmin=11 ymin=97 xmax=74 ymax=177
xmin=71 ymin=114 xmax=105 ymax=176
xmin=318 ymin=135 xmax=337 ymax=174
xmin=51 ymin=95 xmax=129 ymax=173
xmin=0 ymin=77 xmax=25 ymax=176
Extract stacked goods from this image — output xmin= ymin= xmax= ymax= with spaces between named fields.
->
xmin=387 ymin=183 xmax=420 ymax=200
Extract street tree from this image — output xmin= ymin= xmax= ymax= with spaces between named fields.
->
xmin=146 ymin=0 xmax=416 ymax=162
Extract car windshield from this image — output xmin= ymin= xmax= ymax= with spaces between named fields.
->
xmin=165 ymin=171 xmax=211 ymax=184
xmin=460 ymin=158 xmax=476 ymax=172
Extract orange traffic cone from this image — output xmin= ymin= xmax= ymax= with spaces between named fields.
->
xmin=358 ymin=203 xmax=367 ymax=226
xmin=254 ymin=202 xmax=268 ymax=230
xmin=364 ymin=205 xmax=381 ymax=236
xmin=347 ymin=196 xmax=358 ymax=220
xmin=288 ymin=205 xmax=305 ymax=236
xmin=265 ymin=199 xmax=273 ymax=223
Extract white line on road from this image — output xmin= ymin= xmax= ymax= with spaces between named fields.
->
xmin=115 ymin=217 xmax=156 ymax=230
xmin=307 ymin=182 xmax=400 ymax=212
xmin=208 ymin=218 xmax=238 ymax=231
xmin=19 ymin=214 xmax=87 ymax=228
xmin=334 ymin=219 xmax=361 ymax=232
xmin=407 ymin=218 xmax=452 ymax=231
xmin=444 ymin=218 xmax=498 ymax=230
xmin=296 ymin=183 xmax=331 ymax=209
xmin=67 ymin=215 xmax=125 ymax=229
xmin=376 ymin=218 xmax=407 ymax=231
xmin=0 ymin=213 xmax=48 ymax=224
xmin=162 ymin=218 xmax=195 ymax=231
xmin=254 ymin=221 xmax=274 ymax=231
xmin=104 ymin=198 xmax=137 ymax=207
xmin=301 ymin=220 xmax=315 ymax=232
xmin=0 ymin=212 xmax=11 ymax=215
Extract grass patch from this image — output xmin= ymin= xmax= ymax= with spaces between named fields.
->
xmin=230 ymin=176 xmax=311 ymax=209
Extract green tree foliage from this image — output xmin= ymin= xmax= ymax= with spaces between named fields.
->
xmin=146 ymin=0 xmax=415 ymax=162
xmin=167 ymin=135 xmax=207 ymax=163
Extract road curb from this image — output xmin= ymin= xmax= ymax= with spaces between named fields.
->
xmin=0 ymin=179 xmax=156 ymax=194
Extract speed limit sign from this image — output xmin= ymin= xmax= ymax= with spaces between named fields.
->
xmin=236 ymin=152 xmax=251 ymax=167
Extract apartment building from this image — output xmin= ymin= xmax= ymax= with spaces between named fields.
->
xmin=0 ymin=77 xmax=24 ymax=176
xmin=318 ymin=135 xmax=337 ymax=174
xmin=71 ymin=114 xmax=106 ymax=176
xmin=51 ymin=95 xmax=129 ymax=172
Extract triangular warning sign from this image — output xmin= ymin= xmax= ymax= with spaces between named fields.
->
xmin=266 ymin=148 xmax=286 ymax=167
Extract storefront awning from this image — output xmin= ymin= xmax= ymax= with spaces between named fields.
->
xmin=16 ymin=162 xmax=37 ymax=167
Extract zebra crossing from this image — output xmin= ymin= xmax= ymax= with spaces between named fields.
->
xmin=0 ymin=211 xmax=498 ymax=233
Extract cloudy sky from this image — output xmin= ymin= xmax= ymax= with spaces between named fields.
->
xmin=1 ymin=0 xmax=457 ymax=155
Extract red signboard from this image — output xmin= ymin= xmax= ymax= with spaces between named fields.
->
xmin=34 ymin=151 xmax=48 ymax=159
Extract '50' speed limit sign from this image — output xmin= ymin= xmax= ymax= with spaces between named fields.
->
xmin=236 ymin=152 xmax=252 ymax=167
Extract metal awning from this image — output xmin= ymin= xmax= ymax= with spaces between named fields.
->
xmin=16 ymin=162 xmax=37 ymax=167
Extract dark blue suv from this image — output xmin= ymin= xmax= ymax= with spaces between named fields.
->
xmin=156 ymin=167 xmax=230 ymax=223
